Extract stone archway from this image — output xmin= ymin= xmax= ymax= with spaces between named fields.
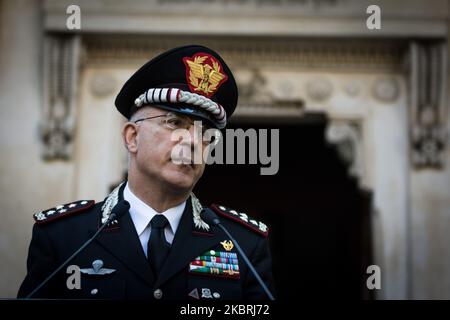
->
xmin=194 ymin=114 xmax=374 ymax=299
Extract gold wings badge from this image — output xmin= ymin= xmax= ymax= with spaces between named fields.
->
xmin=183 ymin=53 xmax=228 ymax=97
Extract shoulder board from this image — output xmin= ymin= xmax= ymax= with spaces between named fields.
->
xmin=33 ymin=200 xmax=95 ymax=225
xmin=210 ymin=204 xmax=269 ymax=237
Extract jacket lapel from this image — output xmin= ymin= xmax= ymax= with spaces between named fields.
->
xmin=94 ymin=211 xmax=155 ymax=287
xmin=93 ymin=182 xmax=155 ymax=287
xmin=154 ymin=198 xmax=221 ymax=288
xmin=91 ymin=183 xmax=219 ymax=290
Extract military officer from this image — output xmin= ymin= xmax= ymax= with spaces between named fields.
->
xmin=18 ymin=45 xmax=274 ymax=300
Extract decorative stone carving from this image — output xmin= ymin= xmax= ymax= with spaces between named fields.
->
xmin=235 ymin=69 xmax=304 ymax=117
xmin=80 ymin=35 xmax=405 ymax=121
xmin=82 ymin=35 xmax=405 ymax=72
xmin=40 ymin=35 xmax=81 ymax=160
xmin=90 ymin=72 xmax=117 ymax=98
xmin=372 ymin=77 xmax=399 ymax=103
xmin=277 ymin=80 xmax=295 ymax=99
xmin=409 ymin=41 xmax=447 ymax=168
xmin=344 ymin=81 xmax=361 ymax=97
xmin=238 ymin=69 xmax=270 ymax=103
xmin=325 ymin=121 xmax=363 ymax=181
xmin=306 ymin=78 xmax=333 ymax=102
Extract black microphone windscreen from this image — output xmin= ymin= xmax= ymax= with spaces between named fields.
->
xmin=200 ymin=208 xmax=221 ymax=226
xmin=111 ymin=200 xmax=130 ymax=220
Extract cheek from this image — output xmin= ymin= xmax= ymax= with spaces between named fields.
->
xmin=137 ymin=129 xmax=170 ymax=159
xmin=195 ymin=164 xmax=206 ymax=178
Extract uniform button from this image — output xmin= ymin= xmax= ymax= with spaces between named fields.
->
xmin=153 ymin=289 xmax=163 ymax=299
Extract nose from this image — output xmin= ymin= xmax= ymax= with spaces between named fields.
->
xmin=187 ymin=122 xmax=203 ymax=143
xmin=187 ymin=122 xmax=205 ymax=159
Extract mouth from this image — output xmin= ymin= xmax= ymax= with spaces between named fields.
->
xmin=169 ymin=155 xmax=195 ymax=170
xmin=170 ymin=145 xmax=203 ymax=170
xmin=180 ymin=159 xmax=195 ymax=170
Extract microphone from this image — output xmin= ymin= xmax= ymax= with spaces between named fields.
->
xmin=200 ymin=208 xmax=275 ymax=300
xmin=25 ymin=200 xmax=130 ymax=299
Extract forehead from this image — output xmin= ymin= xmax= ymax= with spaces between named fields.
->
xmin=129 ymin=106 xmax=164 ymax=120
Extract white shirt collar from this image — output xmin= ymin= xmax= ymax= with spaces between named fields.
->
xmin=123 ymin=183 xmax=186 ymax=236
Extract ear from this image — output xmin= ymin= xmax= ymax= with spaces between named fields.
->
xmin=122 ymin=122 xmax=139 ymax=154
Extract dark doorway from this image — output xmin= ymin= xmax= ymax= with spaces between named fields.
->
xmin=194 ymin=113 xmax=373 ymax=300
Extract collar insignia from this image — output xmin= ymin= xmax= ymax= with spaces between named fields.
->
xmin=100 ymin=182 xmax=125 ymax=228
xmin=191 ymin=192 xmax=210 ymax=231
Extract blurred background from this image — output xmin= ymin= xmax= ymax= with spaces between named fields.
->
xmin=1 ymin=0 xmax=449 ymax=299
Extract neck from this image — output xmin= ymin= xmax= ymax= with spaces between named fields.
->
xmin=127 ymin=171 xmax=190 ymax=213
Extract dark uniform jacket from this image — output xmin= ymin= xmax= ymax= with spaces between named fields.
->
xmin=18 ymin=183 xmax=274 ymax=300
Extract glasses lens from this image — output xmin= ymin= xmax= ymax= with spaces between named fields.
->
xmin=163 ymin=112 xmax=215 ymax=137
xmin=164 ymin=113 xmax=187 ymax=129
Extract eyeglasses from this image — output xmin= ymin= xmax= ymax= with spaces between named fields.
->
xmin=133 ymin=112 xmax=213 ymax=135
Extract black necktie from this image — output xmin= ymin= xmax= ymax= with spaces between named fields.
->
xmin=147 ymin=214 xmax=171 ymax=277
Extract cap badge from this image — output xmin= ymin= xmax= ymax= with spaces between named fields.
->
xmin=183 ymin=53 xmax=228 ymax=97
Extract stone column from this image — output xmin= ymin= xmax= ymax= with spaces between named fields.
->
xmin=0 ymin=0 xmax=75 ymax=297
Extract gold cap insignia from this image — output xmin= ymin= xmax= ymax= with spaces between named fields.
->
xmin=183 ymin=53 xmax=228 ymax=97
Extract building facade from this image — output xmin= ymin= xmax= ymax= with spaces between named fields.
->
xmin=1 ymin=0 xmax=449 ymax=299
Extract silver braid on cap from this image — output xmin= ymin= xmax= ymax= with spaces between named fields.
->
xmin=134 ymin=88 xmax=226 ymax=129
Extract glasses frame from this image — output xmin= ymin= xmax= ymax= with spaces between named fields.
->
xmin=133 ymin=114 xmax=170 ymax=125
xmin=133 ymin=112 xmax=215 ymax=137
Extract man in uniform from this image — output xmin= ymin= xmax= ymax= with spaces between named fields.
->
xmin=18 ymin=45 xmax=274 ymax=300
